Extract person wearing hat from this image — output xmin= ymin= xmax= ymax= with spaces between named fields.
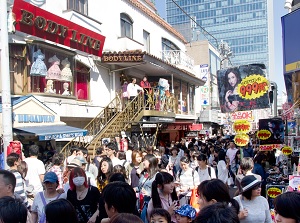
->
xmin=175 ymin=204 xmax=196 ymax=223
xmin=31 ymin=171 xmax=67 ymax=223
xmin=233 ymin=175 xmax=272 ymax=223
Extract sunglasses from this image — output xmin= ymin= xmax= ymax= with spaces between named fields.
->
xmin=252 ymin=184 xmax=262 ymax=190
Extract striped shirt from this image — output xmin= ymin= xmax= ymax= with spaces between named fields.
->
xmin=10 ymin=170 xmax=29 ymax=208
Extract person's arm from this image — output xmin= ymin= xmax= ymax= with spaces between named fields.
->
xmin=88 ymin=209 xmax=99 ymax=223
xmin=31 ymin=212 xmax=38 ymax=223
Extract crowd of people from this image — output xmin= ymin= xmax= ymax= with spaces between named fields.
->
xmin=0 ymin=136 xmax=299 ymax=223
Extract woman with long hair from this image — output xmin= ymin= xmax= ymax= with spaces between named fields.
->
xmin=223 ymin=67 xmax=242 ymax=112
xmin=147 ymin=172 xmax=178 ymax=222
xmin=197 ymin=179 xmax=239 ymax=213
xmin=126 ymin=150 xmax=143 ymax=189
xmin=67 ymin=167 xmax=100 ymax=223
xmin=217 ymin=150 xmax=229 ymax=184
xmin=96 ymin=157 xmax=113 ymax=192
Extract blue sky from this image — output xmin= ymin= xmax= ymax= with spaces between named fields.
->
xmin=155 ymin=1 xmax=287 ymax=95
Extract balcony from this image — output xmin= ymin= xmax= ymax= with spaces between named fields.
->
xmin=161 ymin=50 xmax=195 ymax=71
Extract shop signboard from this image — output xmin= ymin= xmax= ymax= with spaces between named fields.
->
xmin=233 ymin=120 xmax=251 ymax=134
xmin=234 ymin=133 xmax=249 ymax=146
xmin=258 ymin=118 xmax=285 ymax=146
xmin=231 ymin=111 xmax=253 ymax=121
xmin=266 ymin=185 xmax=286 ymax=209
xmin=217 ymin=65 xmax=269 ymax=113
xmin=184 ymin=132 xmax=198 ymax=137
xmin=12 ymin=0 xmax=106 ymax=57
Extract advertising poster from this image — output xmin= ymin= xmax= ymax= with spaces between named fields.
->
xmin=258 ymin=118 xmax=285 ymax=146
xmin=217 ymin=64 xmax=269 ymax=113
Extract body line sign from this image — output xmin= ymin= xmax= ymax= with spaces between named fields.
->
xmin=12 ymin=0 xmax=106 ymax=57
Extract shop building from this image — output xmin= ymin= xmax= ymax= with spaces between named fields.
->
xmin=2 ymin=0 xmax=205 ymax=155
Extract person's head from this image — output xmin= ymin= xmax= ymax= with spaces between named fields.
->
xmin=76 ymin=147 xmax=88 ymax=158
xmin=110 ymin=213 xmax=143 ymax=223
xmin=109 ymin=173 xmax=126 ymax=183
xmin=218 ymin=150 xmax=226 ymax=162
xmin=43 ymin=171 xmax=59 ymax=192
xmin=98 ymin=156 xmax=113 ymax=179
xmin=151 ymin=172 xmax=177 ymax=209
xmin=180 ymin=156 xmax=190 ymax=171
xmin=195 ymin=202 xmax=240 ymax=223
xmin=69 ymin=167 xmax=88 ymax=190
xmin=143 ymin=76 xmax=147 ymax=82
xmin=118 ymin=151 xmax=126 ymax=160
xmin=28 ymin=144 xmax=39 ymax=156
xmin=102 ymin=181 xmax=137 ymax=218
xmin=16 ymin=163 xmax=27 ymax=181
xmin=229 ymin=142 xmax=236 ymax=149
xmin=105 ymin=142 xmax=118 ymax=158
xmin=273 ymin=191 xmax=300 ymax=223
xmin=45 ymin=199 xmax=78 ymax=223
xmin=240 ymin=175 xmax=262 ymax=200
xmin=175 ymin=204 xmax=196 ymax=223
xmin=150 ymin=208 xmax=172 ymax=223
xmin=51 ymin=153 xmax=64 ymax=166
xmin=70 ymin=145 xmax=79 ymax=156
xmin=113 ymin=165 xmax=127 ymax=179
xmin=224 ymin=67 xmax=241 ymax=89
xmin=143 ymin=154 xmax=159 ymax=178
xmin=132 ymin=78 xmax=136 ymax=84
xmin=197 ymin=154 xmax=208 ymax=167
xmin=170 ymin=147 xmax=179 ymax=156
xmin=132 ymin=150 xmax=143 ymax=165
xmin=0 ymin=196 xmax=27 ymax=223
xmin=6 ymin=153 xmax=20 ymax=168
xmin=0 ymin=170 xmax=16 ymax=198
xmin=197 ymin=179 xmax=235 ymax=210
xmin=240 ymin=157 xmax=254 ymax=173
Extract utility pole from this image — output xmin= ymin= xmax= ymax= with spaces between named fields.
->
xmin=0 ymin=0 xmax=13 ymax=169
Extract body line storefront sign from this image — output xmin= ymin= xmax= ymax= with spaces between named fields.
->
xmin=12 ymin=0 xmax=106 ymax=57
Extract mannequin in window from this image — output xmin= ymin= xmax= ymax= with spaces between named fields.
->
xmin=30 ymin=49 xmax=47 ymax=76
xmin=62 ymin=82 xmax=71 ymax=96
xmin=61 ymin=58 xmax=72 ymax=82
xmin=45 ymin=80 xmax=55 ymax=93
xmin=46 ymin=55 xmax=61 ymax=80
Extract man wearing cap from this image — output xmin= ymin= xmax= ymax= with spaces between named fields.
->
xmin=31 ymin=171 xmax=66 ymax=223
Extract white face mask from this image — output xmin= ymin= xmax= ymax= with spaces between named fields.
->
xmin=73 ymin=176 xmax=85 ymax=186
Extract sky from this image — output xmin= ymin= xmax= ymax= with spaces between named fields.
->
xmin=155 ymin=1 xmax=287 ymax=97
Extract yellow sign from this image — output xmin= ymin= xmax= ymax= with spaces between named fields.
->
xmin=281 ymin=146 xmax=293 ymax=156
xmin=285 ymin=60 xmax=300 ymax=73
xmin=257 ymin=129 xmax=271 ymax=140
xmin=238 ymin=75 xmax=269 ymax=100
xmin=267 ymin=187 xmax=282 ymax=199
xmin=234 ymin=134 xmax=250 ymax=146
xmin=233 ymin=120 xmax=251 ymax=134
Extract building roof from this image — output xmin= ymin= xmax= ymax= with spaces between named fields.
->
xmin=127 ymin=0 xmax=188 ymax=44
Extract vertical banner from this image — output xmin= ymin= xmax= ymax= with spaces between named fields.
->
xmin=217 ymin=65 xmax=269 ymax=113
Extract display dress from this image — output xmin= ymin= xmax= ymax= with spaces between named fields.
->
xmin=46 ymin=55 xmax=61 ymax=80
xmin=61 ymin=58 xmax=72 ymax=82
xmin=30 ymin=49 xmax=47 ymax=76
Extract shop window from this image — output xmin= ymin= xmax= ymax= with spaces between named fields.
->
xmin=67 ymin=0 xmax=88 ymax=15
xmin=120 ymin=13 xmax=133 ymax=39
xmin=75 ymin=62 xmax=90 ymax=100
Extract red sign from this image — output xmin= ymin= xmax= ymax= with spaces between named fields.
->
xmin=188 ymin=124 xmax=203 ymax=131
xmin=12 ymin=0 xmax=105 ymax=57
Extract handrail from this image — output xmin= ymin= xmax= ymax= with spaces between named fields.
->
xmin=60 ymin=93 xmax=122 ymax=155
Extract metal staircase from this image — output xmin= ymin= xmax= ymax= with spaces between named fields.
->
xmin=60 ymin=92 xmax=145 ymax=157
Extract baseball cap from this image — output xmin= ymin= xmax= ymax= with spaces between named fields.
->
xmin=175 ymin=204 xmax=196 ymax=220
xmin=67 ymin=158 xmax=82 ymax=168
xmin=43 ymin=171 xmax=58 ymax=183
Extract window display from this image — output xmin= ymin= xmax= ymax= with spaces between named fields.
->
xmin=30 ymin=49 xmax=47 ymax=76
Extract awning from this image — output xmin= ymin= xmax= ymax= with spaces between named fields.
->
xmin=14 ymin=125 xmax=88 ymax=141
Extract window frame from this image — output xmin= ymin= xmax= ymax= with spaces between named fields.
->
xmin=120 ymin=13 xmax=133 ymax=39
xmin=67 ymin=0 xmax=88 ymax=16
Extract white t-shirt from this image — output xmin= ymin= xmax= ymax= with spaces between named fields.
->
xmin=217 ymin=160 xmax=228 ymax=184
xmin=111 ymin=157 xmax=123 ymax=167
xmin=24 ymin=157 xmax=45 ymax=194
xmin=127 ymin=83 xmax=143 ymax=97
xmin=197 ymin=166 xmax=216 ymax=183
xmin=31 ymin=191 xmax=67 ymax=222
xmin=226 ymin=148 xmax=238 ymax=165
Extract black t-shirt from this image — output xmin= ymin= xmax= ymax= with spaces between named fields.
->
xmin=67 ymin=186 xmax=100 ymax=223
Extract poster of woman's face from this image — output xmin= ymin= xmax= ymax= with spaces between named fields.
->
xmin=217 ymin=64 xmax=270 ymax=113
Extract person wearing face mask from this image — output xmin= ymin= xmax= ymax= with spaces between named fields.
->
xmin=67 ymin=167 xmax=100 ymax=223
xmin=31 ymin=171 xmax=67 ymax=223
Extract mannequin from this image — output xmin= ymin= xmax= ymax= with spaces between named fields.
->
xmin=30 ymin=49 xmax=47 ymax=76
xmin=46 ymin=55 xmax=61 ymax=80
xmin=45 ymin=80 xmax=55 ymax=93
xmin=61 ymin=58 xmax=72 ymax=82
xmin=62 ymin=82 xmax=71 ymax=96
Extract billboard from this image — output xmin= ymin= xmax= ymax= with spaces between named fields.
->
xmin=282 ymin=10 xmax=300 ymax=74
xmin=258 ymin=118 xmax=284 ymax=146
xmin=217 ymin=65 xmax=269 ymax=113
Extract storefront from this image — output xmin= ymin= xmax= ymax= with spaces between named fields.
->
xmin=0 ymin=95 xmax=87 ymax=152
